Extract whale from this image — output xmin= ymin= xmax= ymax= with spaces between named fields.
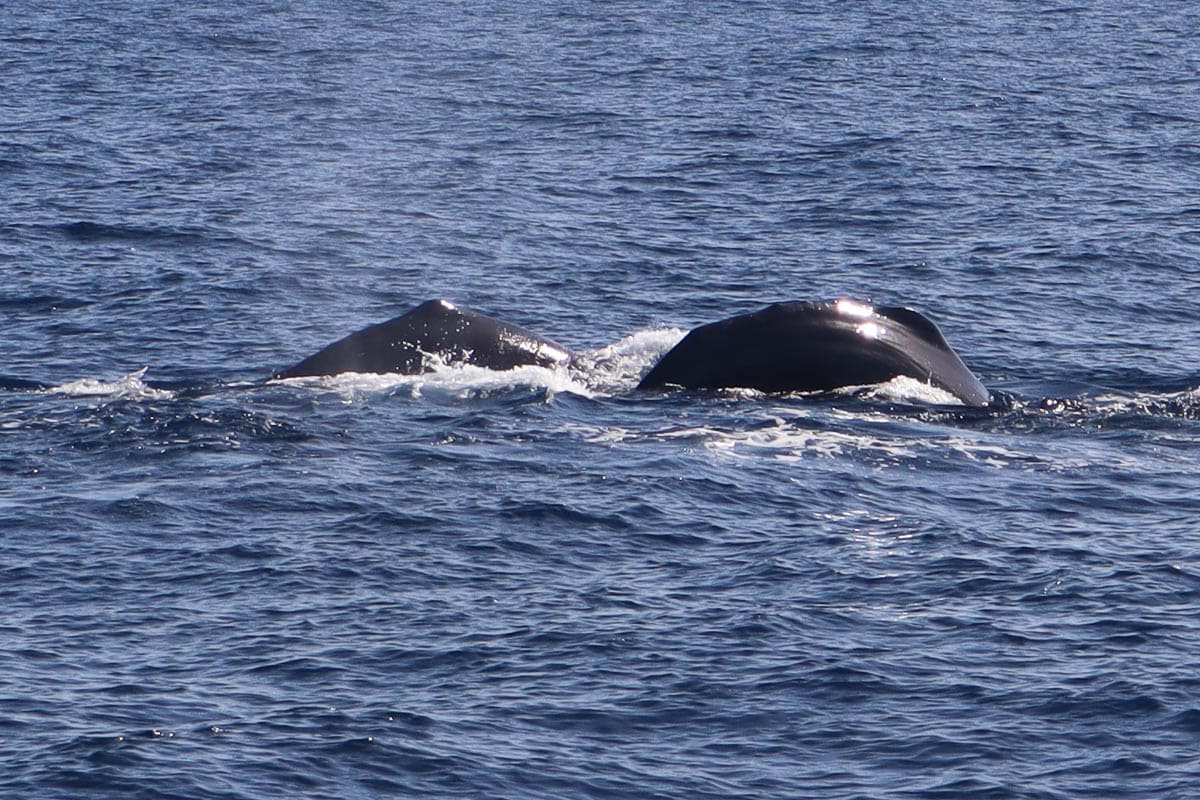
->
xmin=273 ymin=299 xmax=571 ymax=379
xmin=636 ymin=299 xmax=990 ymax=406
xmin=270 ymin=297 xmax=988 ymax=406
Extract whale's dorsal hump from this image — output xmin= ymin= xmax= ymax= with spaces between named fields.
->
xmin=875 ymin=305 xmax=952 ymax=350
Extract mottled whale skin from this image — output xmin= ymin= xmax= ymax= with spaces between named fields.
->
xmin=637 ymin=299 xmax=989 ymax=406
xmin=273 ymin=299 xmax=571 ymax=379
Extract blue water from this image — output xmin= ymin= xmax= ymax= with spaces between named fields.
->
xmin=3 ymin=2 xmax=1200 ymax=798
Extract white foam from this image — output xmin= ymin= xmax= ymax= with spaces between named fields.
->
xmin=572 ymin=398 xmax=1031 ymax=467
xmin=854 ymin=375 xmax=964 ymax=406
xmin=569 ymin=327 xmax=687 ymax=395
xmin=49 ymin=368 xmax=175 ymax=400
xmin=275 ymin=360 xmax=583 ymax=403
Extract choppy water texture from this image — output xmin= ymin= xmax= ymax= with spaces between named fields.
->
xmin=3 ymin=2 xmax=1200 ymax=798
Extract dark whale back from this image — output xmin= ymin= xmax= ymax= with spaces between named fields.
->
xmin=273 ymin=299 xmax=571 ymax=379
xmin=636 ymin=299 xmax=989 ymax=406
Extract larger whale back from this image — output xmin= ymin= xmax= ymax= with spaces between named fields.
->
xmin=636 ymin=299 xmax=989 ymax=406
xmin=273 ymin=299 xmax=571 ymax=379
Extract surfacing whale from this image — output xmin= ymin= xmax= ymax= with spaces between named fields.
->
xmin=273 ymin=299 xmax=571 ymax=380
xmin=273 ymin=297 xmax=988 ymax=407
xmin=637 ymin=299 xmax=989 ymax=406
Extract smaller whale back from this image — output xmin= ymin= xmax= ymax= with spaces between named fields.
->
xmin=273 ymin=299 xmax=571 ymax=380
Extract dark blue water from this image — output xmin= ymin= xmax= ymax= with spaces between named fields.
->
xmin=4 ymin=2 xmax=1200 ymax=798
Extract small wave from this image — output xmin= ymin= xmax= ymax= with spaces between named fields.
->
xmin=983 ymin=385 xmax=1200 ymax=435
xmin=1090 ymin=386 xmax=1200 ymax=421
xmin=47 ymin=368 xmax=175 ymax=401
xmin=0 ymin=294 xmax=92 ymax=313
xmin=0 ymin=375 xmax=50 ymax=392
xmin=56 ymin=220 xmax=208 ymax=245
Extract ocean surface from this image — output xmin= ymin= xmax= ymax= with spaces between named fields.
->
xmin=3 ymin=2 xmax=1200 ymax=798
